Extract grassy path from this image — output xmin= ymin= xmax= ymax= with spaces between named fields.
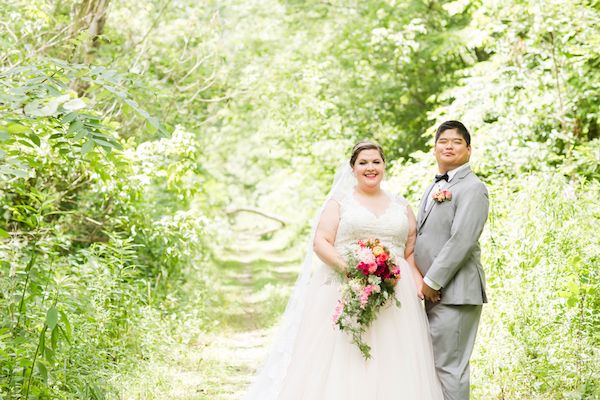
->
xmin=115 ymin=227 xmax=300 ymax=399
xmin=194 ymin=257 xmax=298 ymax=400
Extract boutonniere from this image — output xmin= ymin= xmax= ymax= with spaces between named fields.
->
xmin=432 ymin=189 xmax=452 ymax=203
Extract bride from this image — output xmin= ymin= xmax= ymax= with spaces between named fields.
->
xmin=243 ymin=141 xmax=443 ymax=399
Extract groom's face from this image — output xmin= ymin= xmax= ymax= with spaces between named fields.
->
xmin=434 ymin=128 xmax=471 ymax=171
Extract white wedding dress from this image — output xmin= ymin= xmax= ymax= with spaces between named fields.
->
xmin=244 ymin=191 xmax=443 ymax=399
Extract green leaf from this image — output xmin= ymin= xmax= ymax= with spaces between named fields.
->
xmin=62 ymin=112 xmax=78 ymax=124
xmin=50 ymin=327 xmax=59 ymax=350
xmin=60 ymin=312 xmax=72 ymax=341
xmin=58 ymin=148 xmax=71 ymax=155
xmin=0 ymin=347 xmax=10 ymax=360
xmin=0 ymin=165 xmax=29 ymax=178
xmin=74 ymin=129 xmax=89 ymax=141
xmin=93 ymin=138 xmax=120 ymax=149
xmin=68 ymin=120 xmax=84 ymax=134
xmin=37 ymin=361 xmax=48 ymax=383
xmin=38 ymin=328 xmax=46 ymax=353
xmin=16 ymin=139 xmax=35 ymax=148
xmin=0 ymin=130 xmax=9 ymax=141
xmin=29 ymin=134 xmax=41 ymax=147
xmin=81 ymin=139 xmax=94 ymax=155
xmin=46 ymin=307 xmax=59 ymax=330
xmin=0 ymin=228 xmax=9 ymax=238
xmin=7 ymin=123 xmax=28 ymax=134
xmin=78 ymin=113 xmax=101 ymax=121
xmin=45 ymin=346 xmax=55 ymax=364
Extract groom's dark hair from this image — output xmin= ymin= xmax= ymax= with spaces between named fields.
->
xmin=435 ymin=120 xmax=471 ymax=146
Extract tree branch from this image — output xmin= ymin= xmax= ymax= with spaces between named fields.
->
xmin=225 ymin=206 xmax=289 ymax=226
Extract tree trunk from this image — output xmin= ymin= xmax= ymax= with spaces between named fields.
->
xmin=70 ymin=0 xmax=111 ymax=95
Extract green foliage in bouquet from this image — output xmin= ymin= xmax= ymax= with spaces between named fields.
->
xmin=334 ymin=239 xmax=401 ymax=359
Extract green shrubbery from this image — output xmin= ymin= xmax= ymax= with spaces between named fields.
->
xmin=0 ymin=57 xmax=214 ymax=398
xmin=472 ymin=173 xmax=598 ymax=399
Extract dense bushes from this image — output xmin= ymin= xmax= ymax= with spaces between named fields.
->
xmin=0 ymin=57 xmax=213 ymax=398
xmin=472 ymin=174 xmax=598 ymax=399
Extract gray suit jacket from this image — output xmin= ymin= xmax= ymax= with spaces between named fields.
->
xmin=414 ymin=165 xmax=489 ymax=305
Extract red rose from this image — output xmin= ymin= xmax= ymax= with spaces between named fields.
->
xmin=376 ymin=253 xmax=389 ymax=265
xmin=357 ymin=262 xmax=370 ymax=276
xmin=375 ymin=264 xmax=391 ymax=279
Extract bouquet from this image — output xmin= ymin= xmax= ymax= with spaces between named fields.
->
xmin=332 ymin=238 xmax=401 ymax=359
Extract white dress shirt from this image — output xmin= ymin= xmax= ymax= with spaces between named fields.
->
xmin=423 ymin=163 xmax=470 ymax=291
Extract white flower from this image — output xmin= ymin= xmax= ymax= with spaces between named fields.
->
xmin=367 ymin=275 xmax=382 ymax=286
xmin=349 ymin=279 xmax=363 ymax=294
xmin=356 ymin=247 xmax=376 ymax=264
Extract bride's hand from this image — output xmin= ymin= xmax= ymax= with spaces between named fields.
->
xmin=337 ymin=261 xmax=348 ymax=275
xmin=416 ymin=282 xmax=425 ymax=300
xmin=330 ymin=257 xmax=348 ymax=275
xmin=414 ymin=274 xmax=425 ymax=300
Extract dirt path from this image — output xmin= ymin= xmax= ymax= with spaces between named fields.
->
xmin=115 ymin=223 xmax=301 ymax=400
xmin=192 ymin=256 xmax=299 ymax=400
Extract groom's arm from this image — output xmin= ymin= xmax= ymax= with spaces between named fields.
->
xmin=424 ymin=182 xmax=489 ymax=288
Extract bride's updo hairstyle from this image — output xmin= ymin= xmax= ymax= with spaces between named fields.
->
xmin=349 ymin=141 xmax=385 ymax=167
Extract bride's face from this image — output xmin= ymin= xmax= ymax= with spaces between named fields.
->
xmin=352 ymin=149 xmax=385 ymax=189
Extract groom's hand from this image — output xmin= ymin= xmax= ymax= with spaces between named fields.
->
xmin=422 ymin=283 xmax=441 ymax=303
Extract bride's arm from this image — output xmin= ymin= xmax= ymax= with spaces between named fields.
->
xmin=404 ymin=205 xmax=425 ymax=299
xmin=313 ymin=199 xmax=347 ymax=273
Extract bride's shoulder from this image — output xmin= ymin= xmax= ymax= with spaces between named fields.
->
xmin=386 ymin=192 xmax=410 ymax=213
xmin=384 ymin=190 xmax=409 ymax=208
xmin=330 ymin=190 xmax=351 ymax=205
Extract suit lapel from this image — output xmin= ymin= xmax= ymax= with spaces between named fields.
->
xmin=418 ymin=166 xmax=472 ymax=230
xmin=445 ymin=166 xmax=470 ymax=191
xmin=418 ymin=193 xmax=436 ymax=230
xmin=418 ymin=182 xmax=436 ymax=225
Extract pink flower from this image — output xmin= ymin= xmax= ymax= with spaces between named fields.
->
xmin=359 ymin=292 xmax=370 ymax=307
xmin=432 ymin=189 xmax=452 ymax=203
xmin=358 ymin=261 xmax=378 ymax=276
xmin=357 ymin=262 xmax=370 ymax=276
xmin=376 ymin=253 xmax=389 ymax=265
xmin=359 ymin=285 xmax=379 ymax=308
xmin=332 ymin=299 xmax=345 ymax=323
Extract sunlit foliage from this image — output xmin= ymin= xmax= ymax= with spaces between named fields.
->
xmin=0 ymin=0 xmax=598 ymax=398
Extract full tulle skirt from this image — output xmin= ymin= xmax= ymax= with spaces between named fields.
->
xmin=245 ymin=258 xmax=443 ymax=400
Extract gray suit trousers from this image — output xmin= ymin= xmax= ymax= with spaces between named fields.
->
xmin=425 ymin=303 xmax=482 ymax=400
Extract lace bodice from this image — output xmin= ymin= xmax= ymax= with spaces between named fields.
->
xmin=333 ymin=191 xmax=409 ymax=259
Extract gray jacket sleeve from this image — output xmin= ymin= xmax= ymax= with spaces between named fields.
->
xmin=425 ymin=182 xmax=489 ymax=288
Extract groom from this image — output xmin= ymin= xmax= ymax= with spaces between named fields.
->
xmin=414 ymin=120 xmax=489 ymax=400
